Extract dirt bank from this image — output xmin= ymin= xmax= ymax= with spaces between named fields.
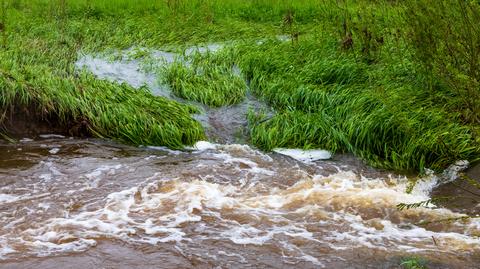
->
xmin=1 ymin=103 xmax=91 ymax=138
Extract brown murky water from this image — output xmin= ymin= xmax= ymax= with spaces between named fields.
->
xmin=0 ymin=137 xmax=479 ymax=268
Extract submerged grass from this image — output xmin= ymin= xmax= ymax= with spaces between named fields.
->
xmin=0 ymin=0 xmax=479 ymax=172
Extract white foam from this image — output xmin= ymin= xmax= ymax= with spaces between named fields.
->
xmin=273 ymin=148 xmax=332 ymax=163
xmin=0 ymin=244 xmax=16 ymax=259
xmin=223 ymin=226 xmax=272 ymax=245
xmin=217 ymin=250 xmax=247 ymax=263
xmin=49 ymin=148 xmax=60 ymax=154
xmin=0 ymin=194 xmax=19 ymax=203
xmin=83 ymin=164 xmax=123 ymax=188
xmin=39 ymin=134 xmax=65 ymax=139
xmin=38 ymin=203 xmax=51 ymax=210
xmin=146 ymin=146 xmax=183 ymax=155
xmin=39 ymin=174 xmax=52 ymax=181
xmin=2 ymin=147 xmax=478 ymax=264
xmin=192 ymin=141 xmax=217 ymax=151
xmin=442 ymin=160 xmax=470 ymax=183
xmin=213 ymin=152 xmax=274 ymax=176
xmin=298 ymin=254 xmax=324 ymax=267
xmin=327 ymin=213 xmax=479 ymax=251
xmin=0 ymin=193 xmax=51 ymax=207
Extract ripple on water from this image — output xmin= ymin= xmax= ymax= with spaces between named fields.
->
xmin=0 ymin=139 xmax=478 ymax=268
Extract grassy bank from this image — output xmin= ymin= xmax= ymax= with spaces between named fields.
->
xmin=237 ymin=36 xmax=478 ymax=171
xmin=0 ymin=0 xmax=479 ymax=171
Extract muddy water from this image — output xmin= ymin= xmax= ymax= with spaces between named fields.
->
xmin=3 ymin=43 xmax=477 ymax=268
xmin=0 ymin=138 xmax=479 ymax=268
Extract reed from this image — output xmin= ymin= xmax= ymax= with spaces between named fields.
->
xmin=162 ymin=51 xmax=246 ymax=107
xmin=0 ymin=0 xmax=478 ymax=173
xmin=0 ymin=0 xmax=6 ymax=48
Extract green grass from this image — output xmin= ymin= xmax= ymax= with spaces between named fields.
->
xmin=400 ymin=257 xmax=428 ymax=269
xmin=162 ymin=51 xmax=247 ymax=107
xmin=236 ymin=34 xmax=479 ymax=172
xmin=0 ymin=0 xmax=479 ymax=172
xmin=0 ymin=62 xmax=205 ymax=148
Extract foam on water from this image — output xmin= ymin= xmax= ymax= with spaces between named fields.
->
xmin=3 ymin=167 xmax=478 ymax=260
xmin=273 ymin=148 xmax=332 ymax=163
xmin=0 ymin=193 xmax=19 ymax=203
xmin=191 ymin=141 xmax=217 ymax=151
xmin=48 ymin=148 xmax=60 ymax=154
xmin=1 ymin=141 xmax=478 ymax=267
xmin=38 ymin=134 xmax=66 ymax=139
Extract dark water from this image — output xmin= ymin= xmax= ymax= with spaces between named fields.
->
xmin=0 ymin=137 xmax=479 ymax=268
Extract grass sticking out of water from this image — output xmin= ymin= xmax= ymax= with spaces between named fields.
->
xmin=240 ymin=36 xmax=479 ymax=172
xmin=0 ymin=46 xmax=205 ymax=148
xmin=400 ymin=257 xmax=428 ymax=269
xmin=162 ymin=51 xmax=246 ymax=107
xmin=1 ymin=0 xmax=479 ymax=172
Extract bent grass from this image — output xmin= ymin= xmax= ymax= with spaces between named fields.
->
xmin=162 ymin=51 xmax=247 ymax=107
xmin=0 ymin=0 xmax=478 ymax=172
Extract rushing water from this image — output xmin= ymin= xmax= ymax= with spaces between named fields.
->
xmin=0 ymin=138 xmax=479 ymax=268
xmin=1 ymin=42 xmax=478 ymax=268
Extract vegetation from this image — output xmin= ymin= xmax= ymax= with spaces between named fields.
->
xmin=400 ymin=256 xmax=428 ymax=269
xmin=0 ymin=0 xmax=479 ymax=172
xmin=406 ymin=0 xmax=480 ymax=124
xmin=240 ymin=36 xmax=478 ymax=171
xmin=162 ymin=51 xmax=247 ymax=107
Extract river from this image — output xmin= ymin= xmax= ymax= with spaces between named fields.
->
xmin=0 ymin=137 xmax=479 ymax=268
xmin=0 ymin=45 xmax=479 ymax=268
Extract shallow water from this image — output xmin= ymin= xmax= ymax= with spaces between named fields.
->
xmin=75 ymin=44 xmax=270 ymax=144
xmin=0 ymin=138 xmax=479 ymax=268
xmin=8 ymin=42 xmax=477 ymax=268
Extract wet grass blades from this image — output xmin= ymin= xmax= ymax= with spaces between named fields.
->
xmin=0 ymin=0 xmax=479 ymax=173
xmin=162 ymin=51 xmax=247 ymax=107
xmin=240 ymin=36 xmax=479 ymax=172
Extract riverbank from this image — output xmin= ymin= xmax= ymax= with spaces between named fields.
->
xmin=1 ymin=0 xmax=479 ymax=173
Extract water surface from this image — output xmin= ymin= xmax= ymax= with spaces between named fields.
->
xmin=0 ymin=138 xmax=478 ymax=268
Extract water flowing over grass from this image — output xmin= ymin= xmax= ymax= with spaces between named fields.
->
xmin=0 ymin=0 xmax=479 ymax=172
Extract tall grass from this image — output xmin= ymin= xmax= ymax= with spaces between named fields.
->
xmin=237 ymin=33 xmax=479 ymax=172
xmin=162 ymin=51 xmax=247 ymax=107
xmin=405 ymin=0 xmax=480 ymax=124
xmin=1 ymin=0 xmax=479 ymax=172
xmin=0 ymin=0 xmax=6 ymax=48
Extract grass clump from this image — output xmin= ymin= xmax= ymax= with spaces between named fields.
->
xmin=0 ymin=62 xmax=205 ymax=148
xmin=1 ymin=0 xmax=479 ymax=172
xmin=400 ymin=257 xmax=428 ymax=269
xmin=163 ymin=51 xmax=246 ymax=107
xmin=239 ymin=34 xmax=479 ymax=172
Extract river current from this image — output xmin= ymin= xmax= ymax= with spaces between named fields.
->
xmin=0 ymin=44 xmax=478 ymax=268
xmin=0 ymin=138 xmax=479 ymax=268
